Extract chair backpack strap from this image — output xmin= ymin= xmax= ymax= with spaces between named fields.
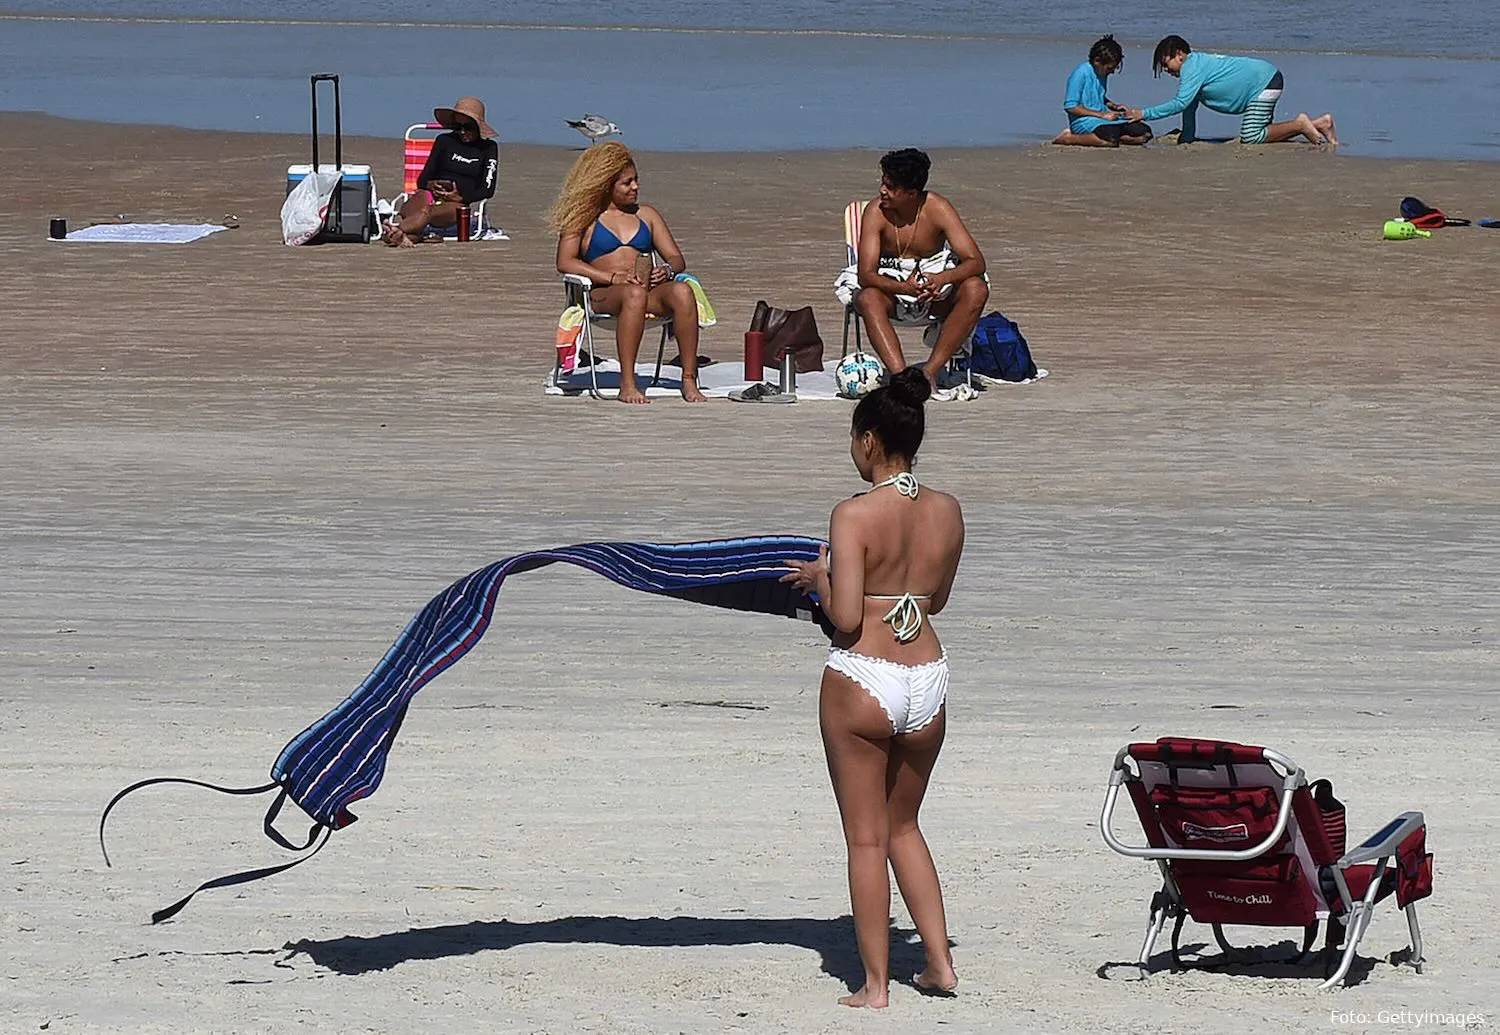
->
xmin=1310 ymin=778 xmax=1347 ymax=858
xmin=1158 ymin=740 xmax=1238 ymax=786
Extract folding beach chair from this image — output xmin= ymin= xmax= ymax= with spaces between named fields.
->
xmin=840 ymin=200 xmax=868 ymax=357
xmin=1100 ymin=737 xmax=1434 ymax=989
xmin=392 ymin=122 xmax=491 ymax=237
xmin=838 ymin=200 xmax=973 ymax=389
xmin=557 ymin=264 xmax=674 ymax=400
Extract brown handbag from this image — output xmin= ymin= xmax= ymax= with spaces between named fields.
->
xmin=750 ymin=300 xmax=824 ymax=373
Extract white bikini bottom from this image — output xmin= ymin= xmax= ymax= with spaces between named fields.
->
xmin=825 ymin=648 xmax=949 ymax=734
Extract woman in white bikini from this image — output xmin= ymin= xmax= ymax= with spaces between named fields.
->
xmin=782 ymin=366 xmax=965 ymax=1009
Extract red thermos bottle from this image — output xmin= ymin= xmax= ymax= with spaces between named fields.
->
xmin=744 ymin=330 xmax=764 ymax=382
xmin=457 ymin=206 xmax=472 ymax=242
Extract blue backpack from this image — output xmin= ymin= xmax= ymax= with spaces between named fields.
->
xmin=960 ymin=311 xmax=1037 ymax=382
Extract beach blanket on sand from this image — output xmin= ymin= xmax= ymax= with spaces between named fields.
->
xmin=58 ymin=223 xmax=230 ymax=245
xmin=101 ymin=536 xmax=831 ymax=922
xmin=547 ymin=358 xmax=849 ymax=400
xmin=545 ymin=358 xmax=997 ymax=401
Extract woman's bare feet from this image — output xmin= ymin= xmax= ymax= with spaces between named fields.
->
xmin=617 ymin=382 xmax=650 ymax=404
xmin=681 ymin=380 xmax=707 ymax=403
xmin=915 ymin=965 xmax=959 ymax=996
xmin=838 ymin=984 xmax=889 ymax=1009
xmin=381 ymin=221 xmax=413 ymax=248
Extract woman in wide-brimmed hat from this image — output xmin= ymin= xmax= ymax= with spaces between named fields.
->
xmin=383 ymin=96 xmax=499 ymax=246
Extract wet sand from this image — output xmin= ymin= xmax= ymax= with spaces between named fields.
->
xmin=2 ymin=114 xmax=1497 ymax=1033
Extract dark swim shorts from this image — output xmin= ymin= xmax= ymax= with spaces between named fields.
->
xmin=1095 ymin=120 xmax=1153 ymax=143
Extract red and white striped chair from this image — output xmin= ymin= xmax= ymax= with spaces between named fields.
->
xmin=1100 ymin=737 xmax=1433 ymax=988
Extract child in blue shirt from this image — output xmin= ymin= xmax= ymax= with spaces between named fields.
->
xmin=1129 ymin=35 xmax=1338 ymax=147
xmin=1054 ymin=36 xmax=1152 ymax=148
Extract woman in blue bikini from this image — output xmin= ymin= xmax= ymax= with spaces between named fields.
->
xmin=552 ymin=142 xmax=706 ymax=403
xmin=783 ymin=366 xmax=965 ymax=1008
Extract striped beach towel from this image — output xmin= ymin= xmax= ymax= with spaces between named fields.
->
xmin=102 ymin=536 xmax=831 ymax=921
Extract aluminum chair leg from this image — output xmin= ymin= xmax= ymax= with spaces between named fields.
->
xmin=650 ymin=322 xmax=669 ymax=388
xmin=1136 ymin=889 xmax=1172 ymax=977
xmin=1319 ymin=864 xmax=1386 ymax=990
xmin=1321 ymin=904 xmax=1368 ymax=989
xmin=1406 ymin=902 xmax=1425 ymax=973
xmin=582 ymin=314 xmax=603 ymax=401
xmin=840 ymin=304 xmax=864 ymax=358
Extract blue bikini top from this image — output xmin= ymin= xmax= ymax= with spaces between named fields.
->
xmin=583 ymin=216 xmax=652 ymax=262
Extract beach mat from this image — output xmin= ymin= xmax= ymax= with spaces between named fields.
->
xmin=547 ymin=358 xmax=847 ymax=400
xmin=56 ymin=223 xmax=230 ymax=244
xmin=545 ymin=357 xmax=1048 ymax=399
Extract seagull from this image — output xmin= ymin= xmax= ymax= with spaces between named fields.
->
xmin=566 ymin=114 xmax=621 ymax=144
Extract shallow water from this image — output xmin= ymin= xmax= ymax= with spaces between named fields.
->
xmin=5 ymin=0 xmax=1498 ymax=57
xmin=1 ymin=9 xmax=1497 ymax=159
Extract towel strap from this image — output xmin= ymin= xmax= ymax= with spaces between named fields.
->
xmin=99 ymin=776 xmax=329 ymax=923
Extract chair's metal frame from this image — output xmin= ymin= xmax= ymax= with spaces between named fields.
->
xmin=1100 ymin=742 xmax=1427 ymax=989
xmin=557 ymin=270 xmax=673 ymax=400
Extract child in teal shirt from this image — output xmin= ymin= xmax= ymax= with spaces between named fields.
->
xmin=1132 ymin=35 xmax=1338 ymax=146
xmin=1054 ymin=36 xmax=1152 ymax=148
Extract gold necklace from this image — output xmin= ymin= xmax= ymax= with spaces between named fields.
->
xmin=895 ymin=199 xmax=923 ymax=260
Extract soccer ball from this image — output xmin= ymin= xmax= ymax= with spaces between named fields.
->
xmin=834 ymin=352 xmax=884 ymax=398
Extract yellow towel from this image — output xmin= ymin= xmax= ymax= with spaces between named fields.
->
xmin=675 ymin=273 xmax=718 ymax=327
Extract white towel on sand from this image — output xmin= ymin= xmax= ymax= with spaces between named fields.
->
xmin=58 ymin=224 xmax=230 ymax=244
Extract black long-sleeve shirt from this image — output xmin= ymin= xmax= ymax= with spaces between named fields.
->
xmin=417 ymin=132 xmax=499 ymax=204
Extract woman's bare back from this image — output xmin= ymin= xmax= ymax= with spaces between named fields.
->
xmin=831 ymin=482 xmax=964 ymax=664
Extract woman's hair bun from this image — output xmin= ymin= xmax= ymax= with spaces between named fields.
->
xmin=851 ymin=365 xmax=928 ymax=461
xmin=887 ymin=366 xmax=932 ymax=407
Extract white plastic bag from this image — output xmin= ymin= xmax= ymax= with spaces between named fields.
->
xmin=280 ymin=169 xmax=343 ymax=246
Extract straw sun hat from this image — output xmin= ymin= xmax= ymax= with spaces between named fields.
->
xmin=434 ymin=96 xmax=496 ymax=139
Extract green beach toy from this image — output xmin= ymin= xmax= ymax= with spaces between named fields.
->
xmin=1384 ymin=219 xmax=1431 ymax=240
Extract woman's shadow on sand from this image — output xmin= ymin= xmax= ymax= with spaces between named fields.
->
xmin=285 ymin=914 xmax=934 ymax=990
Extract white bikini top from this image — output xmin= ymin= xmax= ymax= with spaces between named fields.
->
xmin=862 ymin=472 xmax=930 ymax=643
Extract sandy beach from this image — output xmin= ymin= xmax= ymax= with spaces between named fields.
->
xmin=2 ymin=113 xmax=1498 ymax=1033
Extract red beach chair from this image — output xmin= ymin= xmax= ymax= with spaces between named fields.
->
xmin=1099 ymin=737 xmax=1433 ymax=988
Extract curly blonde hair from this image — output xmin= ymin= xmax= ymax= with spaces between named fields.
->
xmin=550 ymin=142 xmax=637 ymax=237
